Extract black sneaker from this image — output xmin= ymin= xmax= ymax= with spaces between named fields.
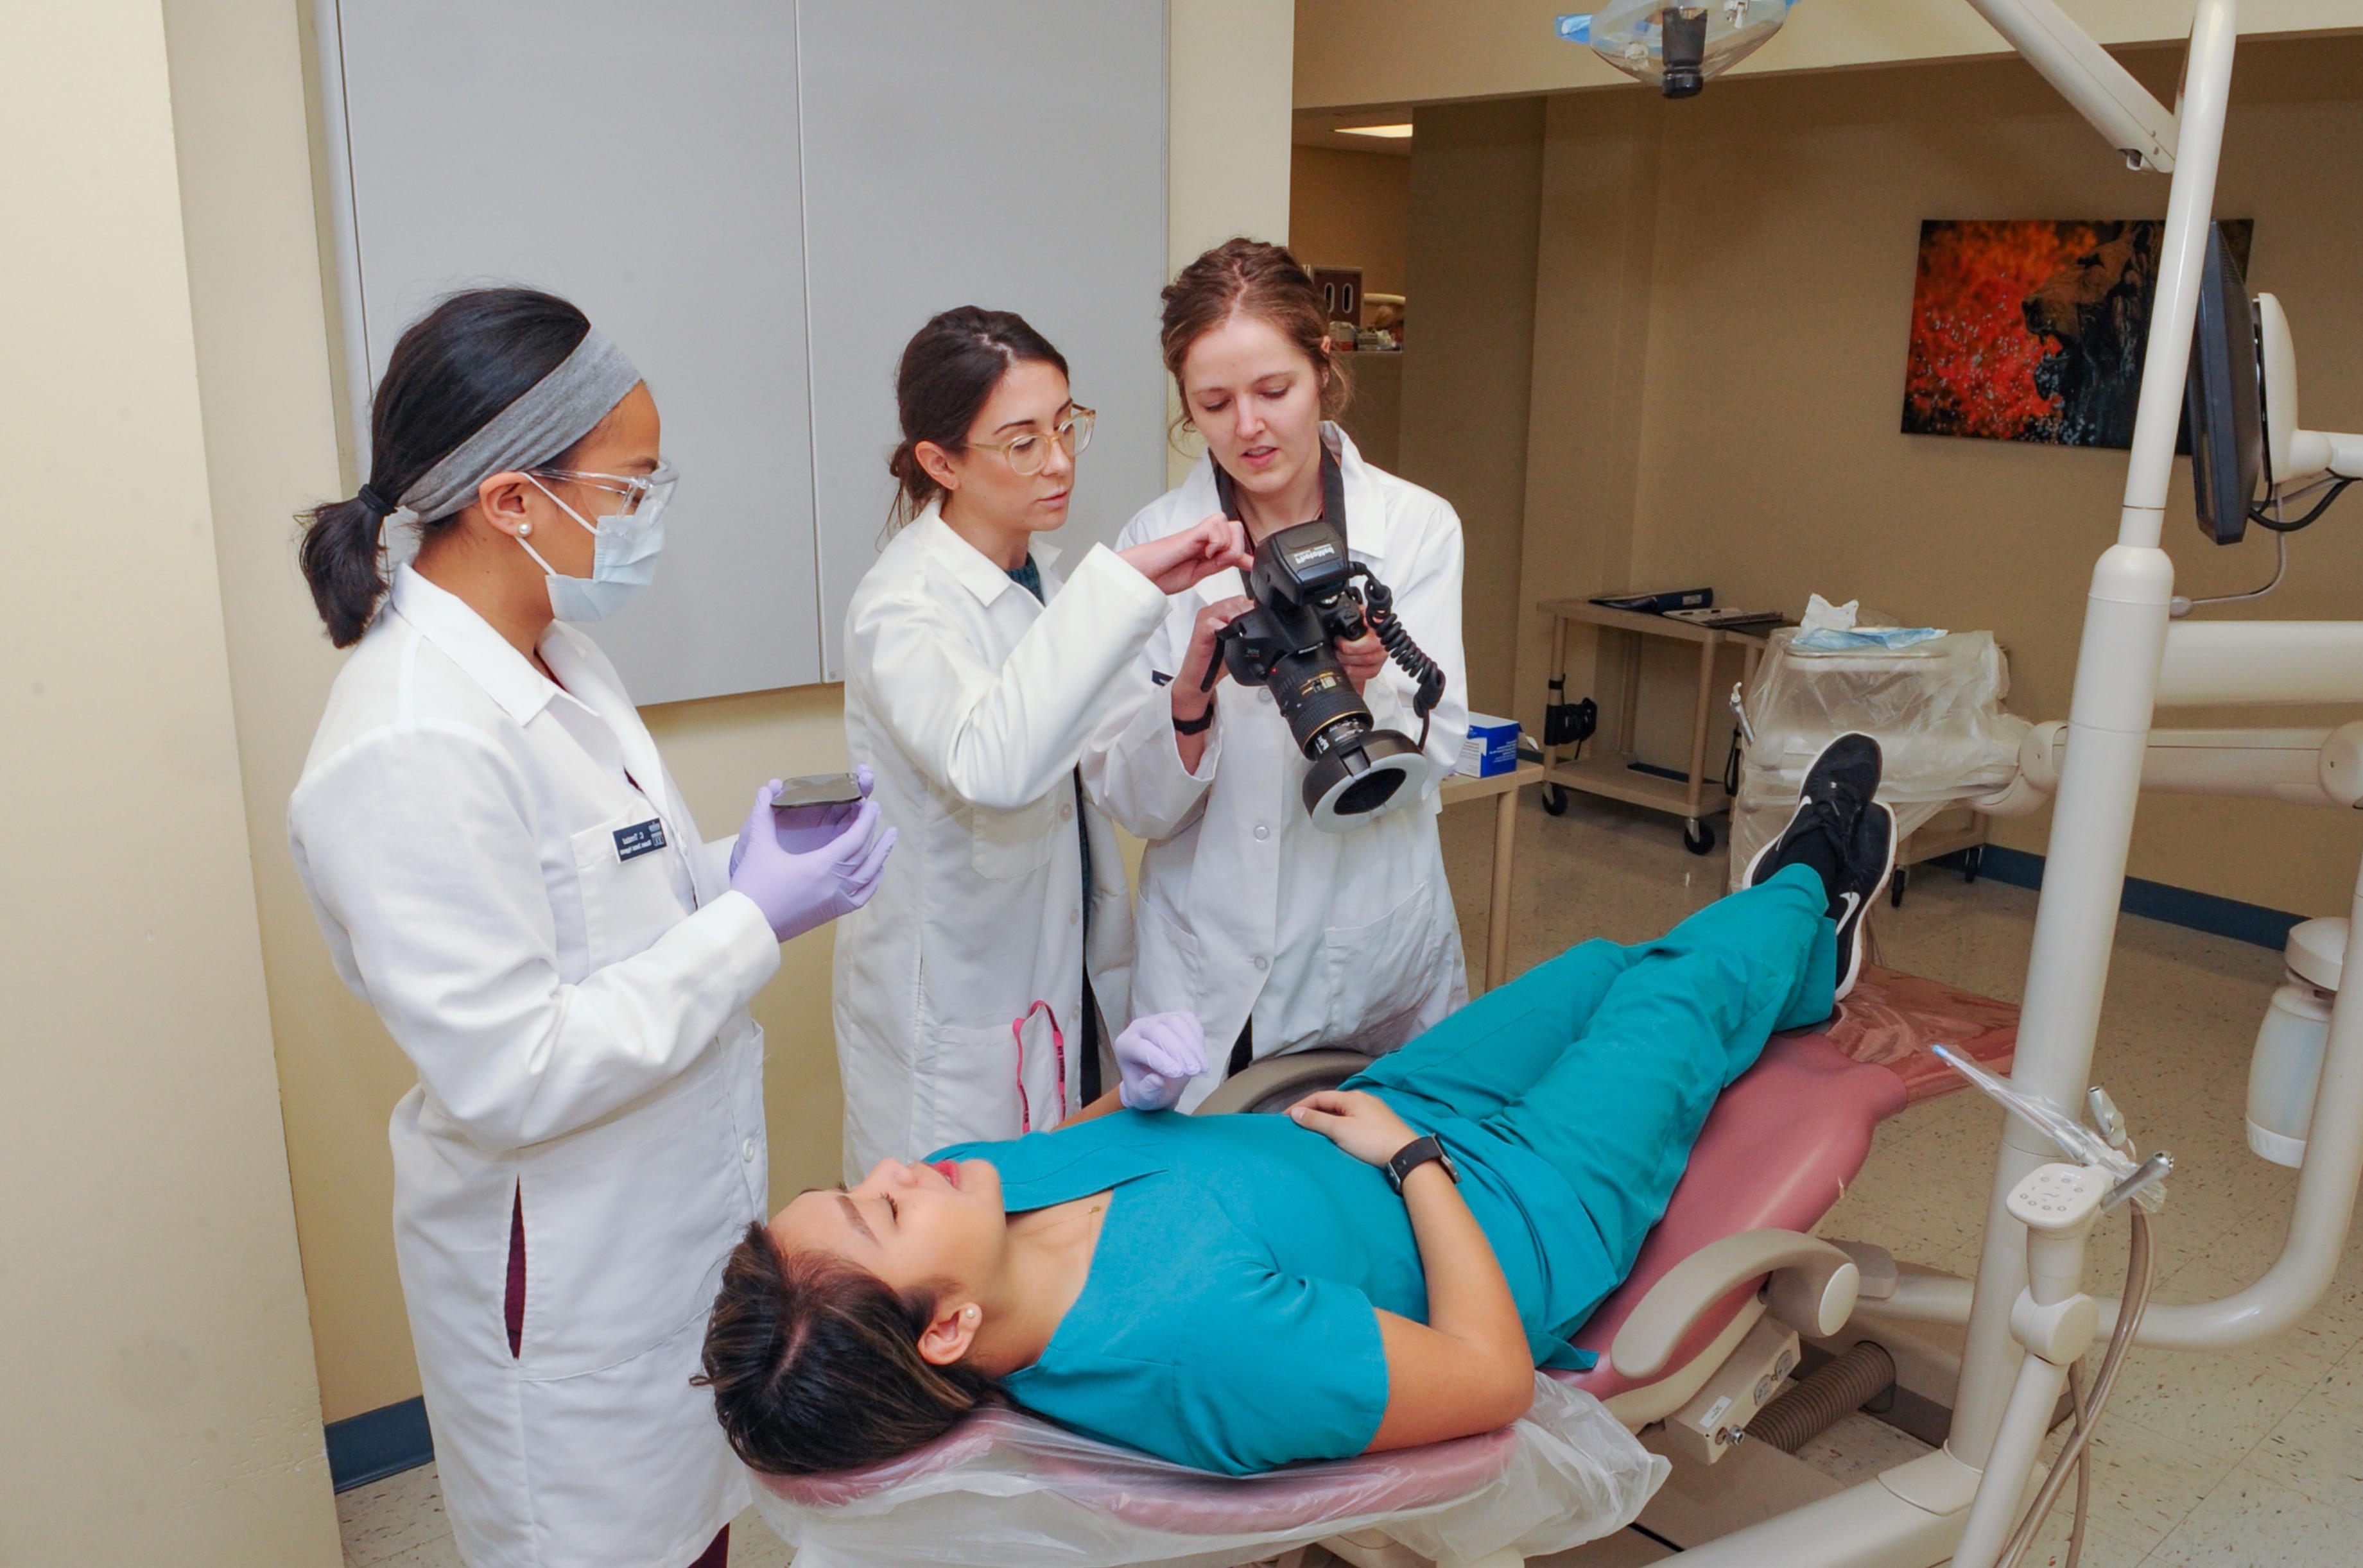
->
xmin=1741 ymin=732 xmax=1896 ymax=1001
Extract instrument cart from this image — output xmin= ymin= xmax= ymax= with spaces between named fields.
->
xmin=1535 ymin=598 xmax=1770 ymax=856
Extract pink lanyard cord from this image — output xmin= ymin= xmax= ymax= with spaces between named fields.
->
xmin=1011 ymin=1000 xmax=1068 ymax=1134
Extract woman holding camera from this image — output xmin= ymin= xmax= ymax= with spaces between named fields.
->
xmin=1084 ymin=239 xmax=1471 ymax=1102
xmin=833 ymin=307 xmax=1251 ymax=1177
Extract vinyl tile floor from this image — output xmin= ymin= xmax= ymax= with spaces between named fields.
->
xmin=338 ymin=789 xmax=2362 ymax=1567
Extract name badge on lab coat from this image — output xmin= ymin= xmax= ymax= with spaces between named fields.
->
xmin=612 ymin=819 xmax=668 ymax=863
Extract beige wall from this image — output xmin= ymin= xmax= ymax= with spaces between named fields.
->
xmin=1396 ymin=99 xmax=1546 ymax=717
xmin=162 ymin=0 xmax=1299 ymax=1429
xmin=1509 ymin=35 xmax=2363 ymax=916
xmin=1289 ymin=144 xmax=1412 ymax=298
xmin=1292 ymin=143 xmax=1412 ymax=472
xmin=1512 ymin=90 xmax=1665 ymax=742
xmin=1169 ymin=0 xmax=1300 ymax=485
xmin=165 ymin=0 xmax=415 ymax=1426
xmin=1295 ymin=0 xmax=2363 ymax=111
xmin=2 ymin=3 xmax=343 ymax=1562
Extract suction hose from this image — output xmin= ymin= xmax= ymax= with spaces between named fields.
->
xmin=1747 ymin=1341 xmax=1898 ymax=1454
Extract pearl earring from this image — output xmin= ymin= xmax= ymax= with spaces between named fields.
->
xmin=517 ymin=522 xmax=532 ymax=537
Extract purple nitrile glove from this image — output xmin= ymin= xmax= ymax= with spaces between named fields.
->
xmin=1114 ymin=1012 xmax=1209 ymax=1111
xmin=727 ymin=778 xmax=898 ymax=943
xmin=731 ymin=764 xmax=876 ymax=874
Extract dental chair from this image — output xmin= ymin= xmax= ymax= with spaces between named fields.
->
xmin=748 ymin=967 xmax=2019 ymax=1568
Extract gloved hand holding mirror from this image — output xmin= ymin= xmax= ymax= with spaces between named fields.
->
xmin=727 ymin=774 xmax=897 ymax=942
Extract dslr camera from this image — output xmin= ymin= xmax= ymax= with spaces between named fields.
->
xmin=1204 ymin=517 xmax=1445 ymax=831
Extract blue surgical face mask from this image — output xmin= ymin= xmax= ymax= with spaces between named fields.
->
xmin=518 ymin=465 xmax=674 ymax=621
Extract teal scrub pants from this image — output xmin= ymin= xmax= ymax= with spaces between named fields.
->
xmin=1342 ymin=863 xmax=1838 ymax=1295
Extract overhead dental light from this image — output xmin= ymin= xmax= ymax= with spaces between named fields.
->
xmin=1555 ymin=2 xmax=1799 ymax=98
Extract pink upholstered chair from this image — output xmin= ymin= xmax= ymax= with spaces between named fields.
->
xmin=748 ymin=967 xmax=2018 ymax=1567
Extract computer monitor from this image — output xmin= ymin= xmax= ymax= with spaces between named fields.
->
xmin=2186 ymin=221 xmax=2263 ymax=546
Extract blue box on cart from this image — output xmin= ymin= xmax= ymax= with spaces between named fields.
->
xmin=1456 ymin=714 xmax=1519 ymax=778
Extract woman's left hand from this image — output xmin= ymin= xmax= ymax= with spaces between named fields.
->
xmin=733 ymin=765 xmax=874 ymax=873
xmin=1335 ymin=630 xmax=1386 ymax=693
xmin=1288 ymin=1089 xmax=1419 ymax=1168
xmin=726 ymin=780 xmax=897 ymax=943
xmin=1113 ymin=1012 xmax=1209 ymax=1111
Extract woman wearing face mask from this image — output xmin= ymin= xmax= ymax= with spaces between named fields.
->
xmin=1085 ymin=239 xmax=1471 ymax=1102
xmin=288 ymin=288 xmax=894 ymax=1568
xmin=833 ymin=307 xmax=1251 ymax=1177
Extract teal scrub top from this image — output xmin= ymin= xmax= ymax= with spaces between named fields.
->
xmin=930 ymin=1105 xmax=1612 ymax=1476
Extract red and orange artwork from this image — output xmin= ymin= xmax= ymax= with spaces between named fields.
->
xmin=1901 ymin=219 xmax=2251 ymax=449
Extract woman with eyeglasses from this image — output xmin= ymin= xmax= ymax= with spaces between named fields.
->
xmin=833 ymin=307 xmax=1252 ymax=1178
xmin=289 ymin=288 xmax=894 ymax=1568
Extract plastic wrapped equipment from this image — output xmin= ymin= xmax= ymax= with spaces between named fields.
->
xmin=1555 ymin=3 xmax=1800 ymax=94
xmin=747 ymin=1374 xmax=1666 ymax=1568
xmin=1729 ymin=628 xmax=2032 ymax=892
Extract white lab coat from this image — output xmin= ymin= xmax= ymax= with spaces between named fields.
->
xmin=1084 ymin=426 xmax=1470 ymax=1103
xmin=833 ymin=506 xmax=1169 ymax=1176
xmin=290 ymin=566 xmax=776 ymax=1568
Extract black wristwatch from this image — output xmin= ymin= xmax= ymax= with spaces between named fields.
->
xmin=1383 ymin=1134 xmax=1458 ymax=1194
xmin=1173 ymin=699 xmax=1216 ymax=736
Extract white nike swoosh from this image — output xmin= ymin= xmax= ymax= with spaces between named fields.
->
xmin=1835 ymin=890 xmax=1862 ymax=926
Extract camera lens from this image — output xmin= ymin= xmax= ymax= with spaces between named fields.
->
xmin=1272 ymin=653 xmax=1373 ymax=760
xmin=1304 ymin=731 xmax=1424 ymax=831
xmin=1333 ymin=769 xmax=1404 ymax=817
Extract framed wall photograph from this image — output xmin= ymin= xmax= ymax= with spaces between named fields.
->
xmin=1901 ymin=218 xmax=2253 ymax=449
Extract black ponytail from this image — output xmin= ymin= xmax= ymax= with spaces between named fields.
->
xmin=298 ymin=288 xmax=593 ymax=647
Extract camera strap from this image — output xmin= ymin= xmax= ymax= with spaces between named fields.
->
xmin=1209 ymin=444 xmax=1348 ymax=547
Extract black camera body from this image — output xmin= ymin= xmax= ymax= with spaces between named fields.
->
xmin=1207 ymin=517 xmax=1434 ymax=830
xmin=1215 ymin=522 xmax=1370 ymax=753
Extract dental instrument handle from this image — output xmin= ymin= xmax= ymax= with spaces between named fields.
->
xmin=2102 ymin=1150 xmax=2173 ymax=1214
xmin=2084 ymin=1085 xmax=2129 ymax=1150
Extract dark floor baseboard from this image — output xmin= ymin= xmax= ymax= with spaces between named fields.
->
xmin=1946 ymin=844 xmax=2303 ymax=951
xmin=327 ymin=1396 xmax=433 ymax=1492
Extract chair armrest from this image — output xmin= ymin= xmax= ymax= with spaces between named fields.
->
xmin=1609 ymin=1229 xmax=1861 ymax=1381
xmin=1193 ymin=1050 xmax=1370 ymax=1116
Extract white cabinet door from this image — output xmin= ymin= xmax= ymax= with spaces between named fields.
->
xmin=795 ymin=0 xmax=1169 ymax=679
xmin=329 ymin=0 xmax=822 ymax=701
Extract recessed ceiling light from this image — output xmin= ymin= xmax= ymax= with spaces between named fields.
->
xmin=1336 ymin=123 xmax=1414 ymax=139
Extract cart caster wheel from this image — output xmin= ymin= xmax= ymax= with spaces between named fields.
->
xmin=1683 ymin=820 xmax=1716 ymax=856
xmin=1891 ymin=866 xmax=1911 ymax=908
xmin=1541 ymin=784 xmax=1570 ymax=816
xmin=1962 ymin=846 xmax=1984 ymax=884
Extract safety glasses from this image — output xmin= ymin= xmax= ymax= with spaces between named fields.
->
xmin=530 ymin=460 xmax=678 ymax=516
xmin=967 ymin=406 xmax=1096 ymax=477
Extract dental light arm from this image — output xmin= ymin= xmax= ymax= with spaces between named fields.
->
xmin=1962 ymin=0 xmax=2179 ymax=171
xmin=1557 ymin=1 xmax=2177 ymax=167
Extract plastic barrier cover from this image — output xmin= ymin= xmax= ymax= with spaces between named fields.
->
xmin=1730 ymin=628 xmax=2032 ymax=891
xmin=747 ymin=1374 xmax=1666 ymax=1568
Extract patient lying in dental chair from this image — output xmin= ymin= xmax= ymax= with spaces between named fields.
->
xmin=700 ymin=736 xmax=1898 ymax=1481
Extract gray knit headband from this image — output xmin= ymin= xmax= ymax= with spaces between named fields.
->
xmin=385 ymin=327 xmax=642 ymax=523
